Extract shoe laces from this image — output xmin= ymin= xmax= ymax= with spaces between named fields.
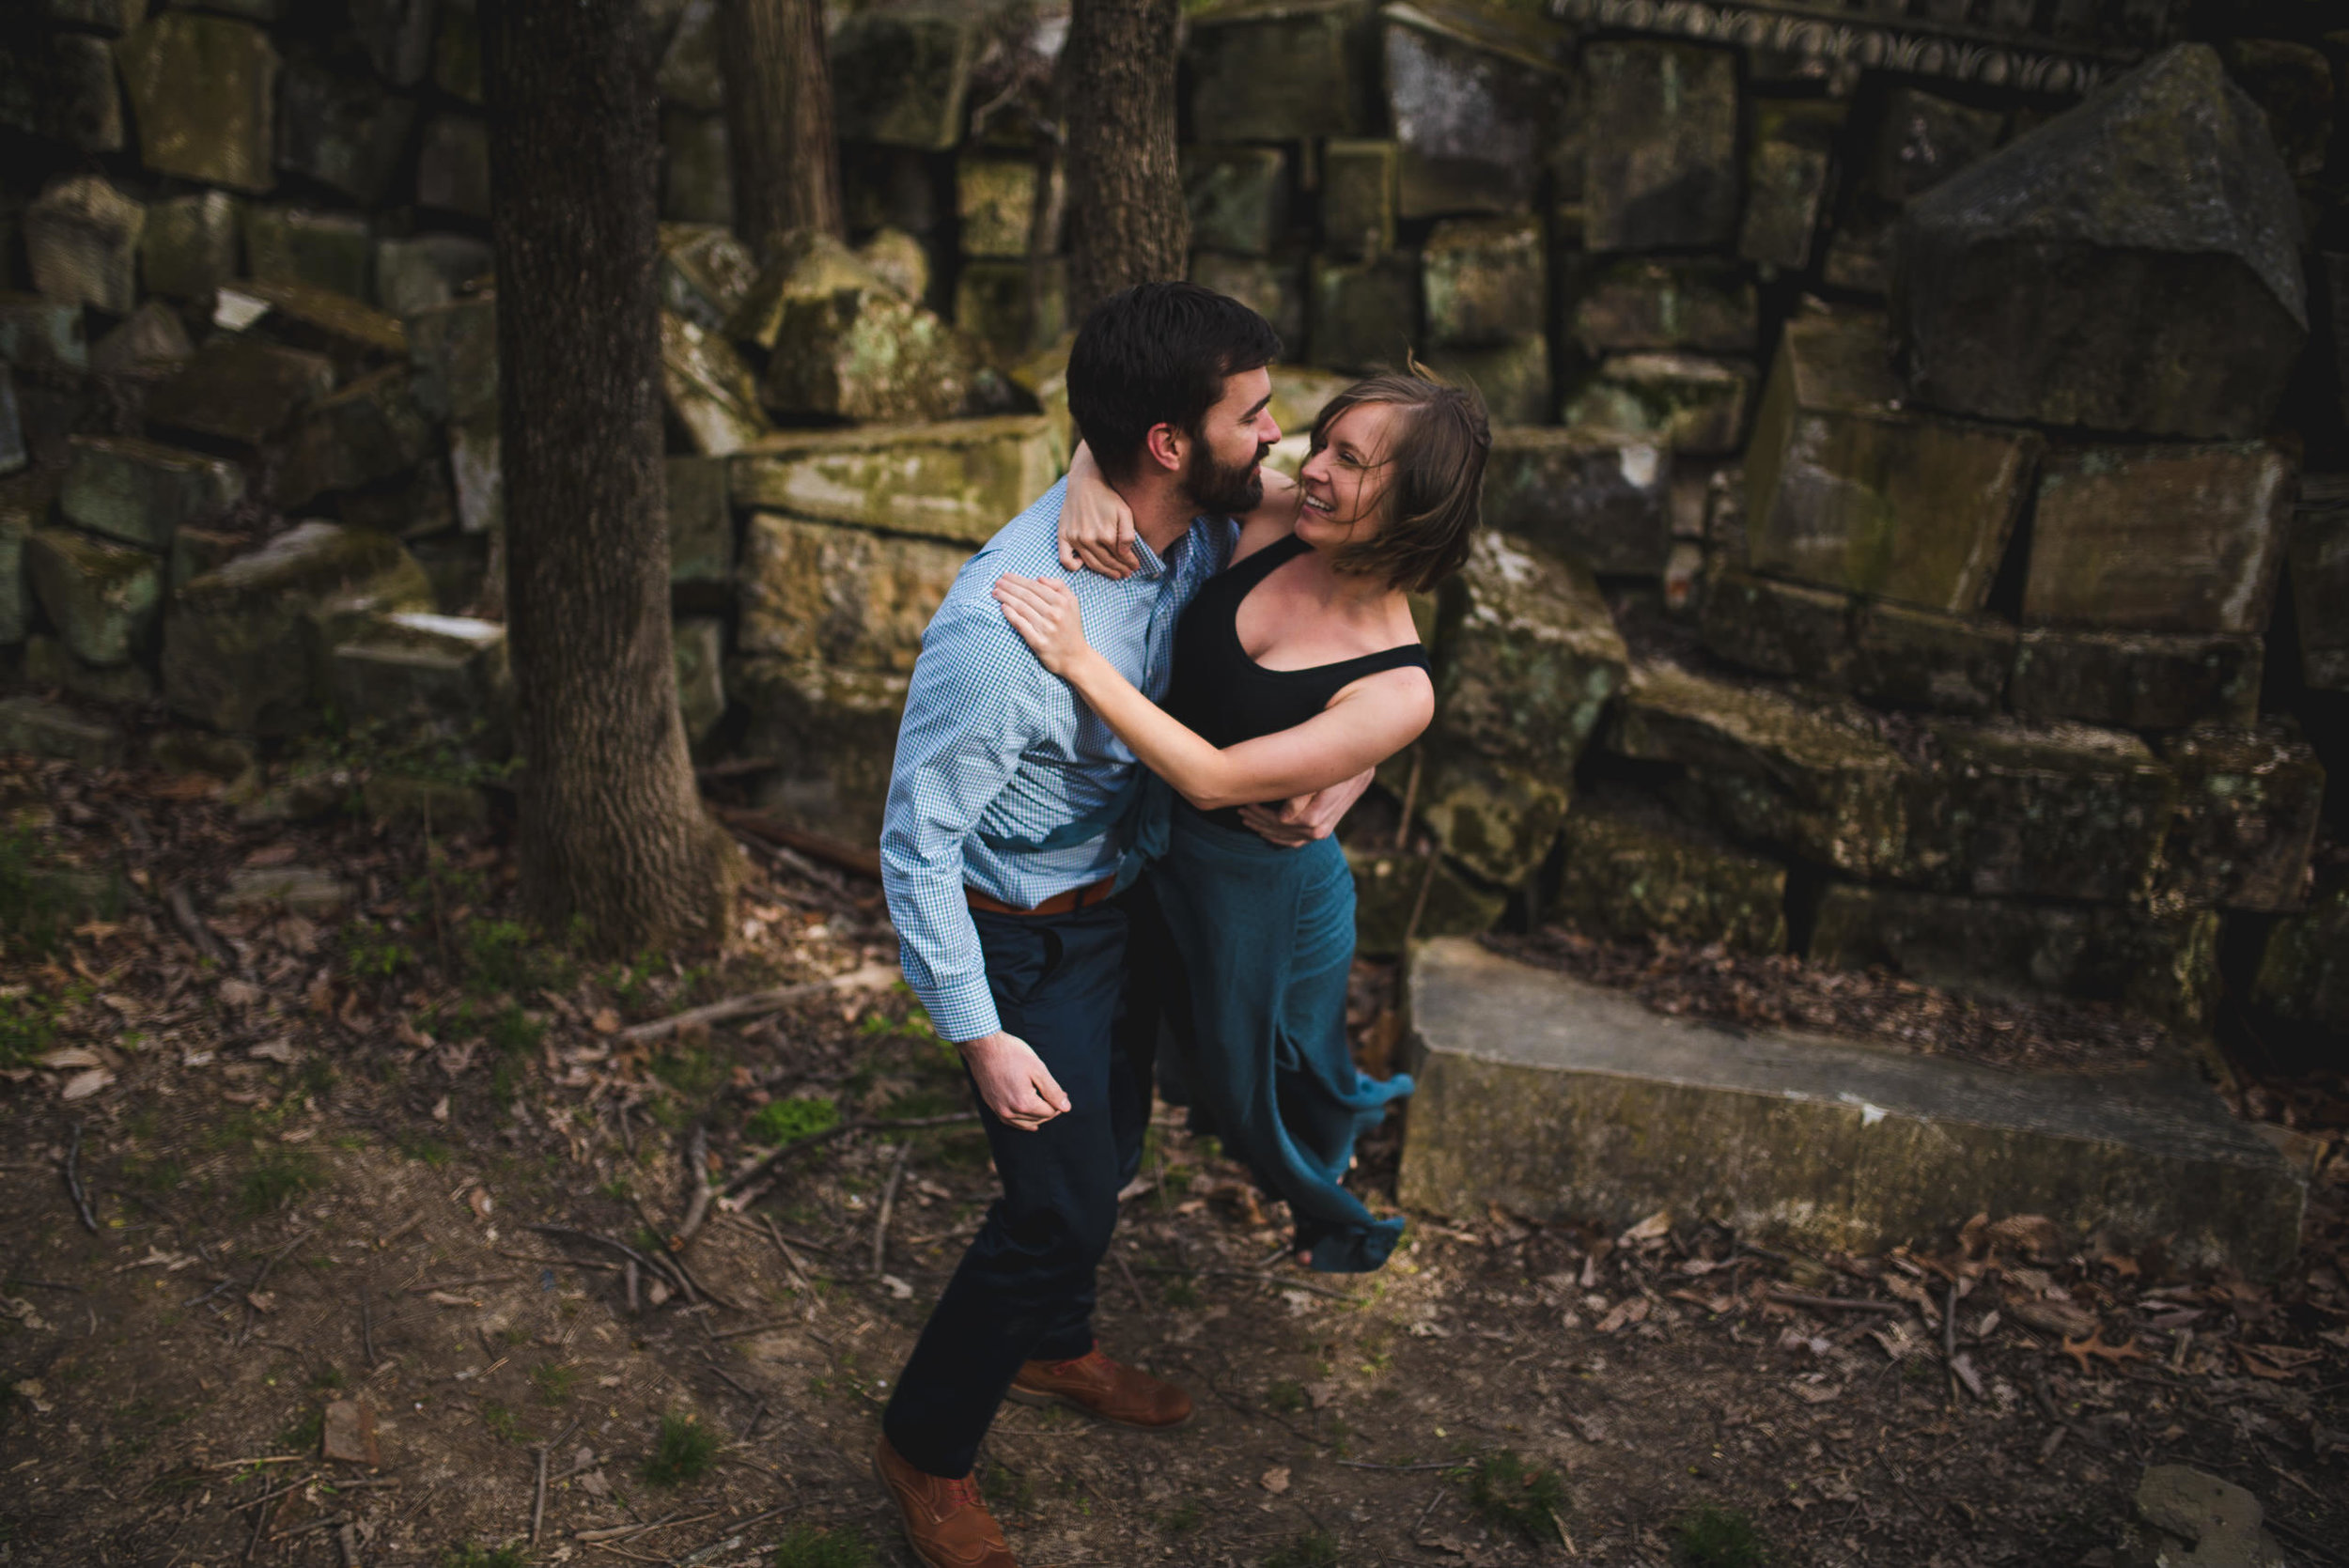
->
xmin=941 ymin=1472 xmax=985 ymax=1511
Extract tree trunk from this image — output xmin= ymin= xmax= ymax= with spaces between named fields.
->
xmin=719 ymin=0 xmax=846 ymax=257
xmin=1062 ymin=0 xmax=1188 ymax=318
xmin=482 ymin=0 xmax=739 ymax=953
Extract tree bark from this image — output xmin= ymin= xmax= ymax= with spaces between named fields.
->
xmin=719 ymin=0 xmax=846 ymax=257
xmin=1062 ymin=0 xmax=1189 ymax=319
xmin=482 ymin=0 xmax=739 ymax=953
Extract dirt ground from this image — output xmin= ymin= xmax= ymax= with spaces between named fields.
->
xmin=3 ymin=755 xmax=2346 ymax=1568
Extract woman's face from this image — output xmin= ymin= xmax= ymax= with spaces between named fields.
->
xmin=1298 ymin=401 xmax=1401 ymax=549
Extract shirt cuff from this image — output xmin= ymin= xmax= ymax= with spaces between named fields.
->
xmin=923 ymin=979 xmax=1002 ymax=1046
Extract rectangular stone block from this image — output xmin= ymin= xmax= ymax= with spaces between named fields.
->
xmin=1572 ymin=257 xmax=1757 ymax=356
xmin=1320 ymin=138 xmax=1396 ymax=260
xmin=666 ymin=455 xmax=730 ymax=587
xmin=60 ymin=436 xmax=243 ymax=551
xmin=1422 ymin=216 xmax=1541 ymax=349
xmin=405 ymin=291 xmax=496 ymax=421
xmin=2251 ymin=864 xmax=2349 ymax=1033
xmin=132 ymin=192 xmax=236 ymax=301
xmin=737 ymin=512 xmax=969 ymax=673
xmin=1582 ymin=40 xmax=1739 ymax=252
xmin=276 ymin=60 xmax=417 ymax=206
xmin=1189 ymin=252 xmax=1303 ymax=359
xmin=2022 ymin=442 xmax=2296 ymax=637
xmin=729 ymin=416 xmax=1064 ymax=547
xmin=1809 ymin=884 xmax=2217 ymax=1032
xmin=0 ymin=292 xmax=88 ymax=376
xmin=957 ymin=154 xmax=1037 ymax=259
xmin=1431 ymin=533 xmax=1628 ymax=776
xmin=270 ymin=365 xmax=435 ymax=506
xmin=0 ymin=30 xmax=124 ymax=153
xmin=26 ymin=175 xmax=144 ymax=316
xmin=115 ymin=12 xmax=277 ymax=192
xmin=831 ymin=7 xmax=976 ymax=151
xmin=329 ymin=610 xmax=511 ymax=756
xmin=954 ymin=258 xmax=1067 ymax=362
xmin=1411 ymin=747 xmax=1569 ymax=891
xmin=1423 ymin=334 xmax=1548 ymax=427
xmin=1187 ymin=0 xmax=1365 ymax=144
xmin=2290 ymin=474 xmax=2348 ymax=691
xmin=1382 ymin=1 xmax=1571 ymax=219
xmin=92 ymin=301 xmax=194 ymax=379
xmin=1561 ymin=353 xmax=1754 ymax=458
xmin=1182 ymin=146 xmax=1289 ymax=258
xmin=674 ymin=614 xmax=725 ymax=747
xmin=2155 ymin=726 xmax=2324 ymax=913
xmin=1554 ymin=788 xmax=1787 ymax=953
xmin=375 ymin=233 xmax=494 ymax=318
xmin=1697 ymin=567 xmax=1851 ymax=687
xmin=1347 ymin=844 xmax=1504 ymax=957
xmin=1739 ymin=99 xmax=1843 ymax=272
xmin=2009 ymin=627 xmax=2261 ymax=731
xmin=732 ymin=656 xmax=910 ymax=850
xmin=0 ymin=694 xmax=125 ymax=769
xmin=446 ymin=412 xmax=500 ymax=536
xmin=1481 ymin=427 xmax=1669 ymax=576
xmin=1400 ymin=937 xmax=2303 ymax=1276
xmin=1849 ymin=599 xmax=2014 ymax=715
xmin=26 ymin=526 xmax=163 ymax=667
xmin=417 ymin=112 xmax=491 ymax=219
xmin=243 ymin=206 xmax=373 ymax=300
xmin=1745 ymin=312 xmax=2042 ymax=613
xmin=1308 ymin=254 xmax=1416 ymax=372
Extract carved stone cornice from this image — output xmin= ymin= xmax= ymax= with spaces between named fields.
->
xmin=1549 ymin=0 xmax=2149 ymax=96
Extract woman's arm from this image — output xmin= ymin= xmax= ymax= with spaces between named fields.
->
xmin=991 ymin=574 xmax=1433 ymax=811
xmin=1056 ymin=442 xmax=1140 ymax=580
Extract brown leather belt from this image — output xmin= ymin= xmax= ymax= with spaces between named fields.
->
xmin=966 ymin=873 xmax=1120 ymax=918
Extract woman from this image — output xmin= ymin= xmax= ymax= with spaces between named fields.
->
xmin=991 ymin=367 xmax=1488 ymax=1272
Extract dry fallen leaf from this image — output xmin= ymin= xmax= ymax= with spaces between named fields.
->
xmin=1618 ymin=1211 xmax=1671 ymax=1246
xmin=60 ymin=1067 xmax=115 ymax=1100
xmin=590 ymin=1007 xmax=622 ymax=1035
xmin=1259 ymin=1466 xmax=1291 ymax=1494
xmin=40 ymin=1047 xmax=103 ymax=1070
xmin=2060 ymin=1329 xmax=2146 ymax=1374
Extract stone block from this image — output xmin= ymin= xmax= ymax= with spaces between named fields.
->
xmin=2154 ymin=726 xmax=2324 ymax=914
xmin=272 ymin=365 xmax=436 ymax=505
xmin=2118 ymin=1464 xmax=2293 ymax=1568
xmin=0 ymin=370 xmax=21 ymax=480
xmin=0 ymin=294 xmax=87 ymax=376
xmin=661 ymin=311 xmax=770 ymax=456
xmin=1187 ymin=252 xmax=1302 ymax=356
xmin=445 ymin=412 xmax=500 ymax=535
xmin=1321 ymin=139 xmax=1396 ymax=261
xmin=733 ymin=657 xmax=909 ymax=848
xmin=655 ymin=0 xmax=722 ymax=110
xmin=164 ymin=520 xmax=432 ymax=735
xmin=1400 ymin=937 xmax=2303 ymax=1275
xmin=1870 ymin=87 xmax=2003 ymax=205
xmin=957 ymin=155 xmax=1036 ymax=259
xmin=858 ymin=227 xmax=930 ymax=304
xmin=0 ymin=503 xmax=29 ymax=643
xmin=91 ymin=302 xmax=194 ymax=378
xmin=60 ymin=436 xmax=242 ymax=551
xmin=1187 ymin=0 xmax=1364 ymax=145
xmin=1553 ymin=789 xmax=1787 ymax=953
xmin=1481 ymin=427 xmax=1668 ymax=577
xmin=657 ymin=224 xmax=755 ymax=333
xmin=239 ymin=280 xmax=408 ymax=371
xmin=1410 ymin=747 xmax=1569 ymax=890
xmin=434 ymin=0 xmax=481 ymax=103
xmin=2290 ymin=475 xmax=2348 ymax=692
xmin=738 ymin=512 xmax=968 ymax=673
xmin=417 ymin=113 xmax=491 ymax=219
xmin=339 ymin=459 xmax=456 ymax=541
xmin=1697 ymin=567 xmax=1850 ymax=687
xmin=24 ymin=175 xmax=144 ymax=316
xmin=329 ymin=609 xmax=510 ymax=755
xmin=1381 ymin=0 xmax=1570 ymax=220
xmin=0 ymin=694 xmax=124 ymax=769
xmin=1308 ymin=255 xmax=1416 ymax=372
xmin=1423 ymin=335 xmax=1548 ymax=427
xmin=2022 ymin=442 xmax=2295 ymax=637
xmin=115 ymin=12 xmax=278 ymax=193
xmin=1582 ymin=41 xmax=1739 ymax=252
xmin=2251 ymin=864 xmax=2349 ymax=1033
xmin=405 ymin=292 xmax=496 ymax=421
xmin=726 ymin=229 xmax=897 ymax=349
xmin=168 ymin=527 xmax=243 ymax=592
xmin=1182 ymin=146 xmax=1288 ymax=258
xmin=374 ymin=233 xmax=493 ymax=318
xmin=758 ymin=289 xmax=993 ymax=425
xmin=841 ymin=145 xmax=939 ymax=238
xmin=276 ymin=60 xmax=417 ymax=206
xmin=2009 ymin=628 xmax=2263 ymax=731
xmin=1431 ymin=532 xmax=1628 ymax=775
xmin=830 ymin=5 xmax=976 ymax=151
xmin=1849 ymin=600 xmax=2013 ymax=715
xmin=1744 ymin=312 xmax=2042 ymax=613
xmin=731 ymin=416 xmax=1062 ymax=546
xmin=1810 ymin=885 xmax=2218 ymax=1032
xmin=1422 ymin=216 xmax=1540 ymax=349
xmin=141 ymin=192 xmax=241 ymax=300
xmin=665 ymin=455 xmax=729 ymax=587
xmin=1560 ymin=354 xmax=1753 ymax=458
xmin=1739 ymin=99 xmax=1842 ymax=272
xmin=674 ymin=613 xmax=724 ymax=745
xmin=0 ymin=30 xmax=124 ymax=153
xmin=954 ymin=259 xmax=1067 ymax=362
xmin=1608 ymin=661 xmax=1913 ymax=879
xmin=1572 ymin=257 xmax=1755 ymax=357
xmin=243 ymin=207 xmax=372 ymax=300
xmin=1348 ymin=845 xmax=1504 ymax=956
xmin=661 ymin=107 xmax=731 ymax=225
xmin=26 ymin=527 xmax=162 ymax=666
xmin=147 ymin=339 xmax=335 ymax=448
xmin=1897 ymin=45 xmax=2307 ymax=440
xmin=24 ymin=632 xmax=155 ymax=706
xmin=351 ymin=0 xmax=438 ymax=86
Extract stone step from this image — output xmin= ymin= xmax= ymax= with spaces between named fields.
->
xmin=1399 ymin=936 xmax=2302 ymax=1277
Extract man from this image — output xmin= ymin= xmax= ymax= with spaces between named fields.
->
xmin=872 ymin=283 xmax=1365 ymax=1567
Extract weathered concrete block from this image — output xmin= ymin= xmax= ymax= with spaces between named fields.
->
xmin=0 ymin=30 xmax=124 ymax=152
xmin=831 ymin=5 xmax=976 ymax=151
xmin=28 ymin=629 xmax=160 ymax=704
xmin=1698 ymin=568 xmax=1851 ymax=687
xmin=661 ymin=311 xmax=770 ymax=457
xmin=1572 ymin=257 xmax=1756 ymax=356
xmin=1382 ymin=0 xmax=1570 ymax=220
xmin=405 ymin=292 xmax=495 ymax=421
xmin=1739 ymin=99 xmax=1842 ymax=272
xmin=1423 ymin=335 xmax=1548 ymax=428
xmin=272 ymin=365 xmax=436 ymax=506
xmin=1871 ymin=87 xmax=2003 ymax=204
xmin=957 ymin=154 xmax=1038 ymax=259
xmin=1348 ymin=845 xmax=1503 ymax=956
xmin=141 ymin=192 xmax=241 ymax=301
xmin=1555 ymin=791 xmax=1787 ymax=953
xmin=954 ymin=258 xmax=1067 ymax=362
xmin=115 ymin=13 xmax=278 ymax=193
xmin=1810 ymin=885 xmax=2218 ymax=1032
xmin=61 ymin=436 xmax=242 ymax=551
xmin=1400 ymin=937 xmax=2302 ymax=1275
xmin=0 ymin=694 xmax=125 ymax=769
xmin=146 ymin=339 xmax=335 ymax=448
xmin=330 ymin=609 xmax=510 ymax=756
xmin=91 ymin=302 xmax=194 ymax=379
xmin=2155 ymin=726 xmax=2324 ymax=914
xmin=1561 ymin=353 xmax=1753 ymax=458
xmin=673 ymin=613 xmax=725 ymax=746
xmin=730 ymin=416 xmax=1064 ymax=547
xmin=417 ymin=113 xmax=491 ymax=219
xmin=374 ymin=233 xmax=492 ymax=318
xmin=2022 ymin=442 xmax=2295 ymax=637
xmin=2010 ymin=627 xmax=2263 ymax=731
xmin=661 ymin=107 xmax=731 ymax=225
xmin=1582 ymin=41 xmax=1739 ymax=252
xmin=276 ymin=60 xmax=417 ymax=206
xmin=1182 ymin=146 xmax=1288 ymax=258
xmin=1744 ymin=312 xmax=2042 ymax=613
xmin=1897 ymin=45 xmax=2307 ymax=440
xmin=25 ymin=175 xmax=144 ymax=316
xmin=655 ymin=0 xmax=722 ymax=110
xmin=1188 ymin=252 xmax=1302 ymax=356
xmin=1423 ymin=216 xmax=1541 ymax=349
xmin=2251 ymin=864 xmax=2349 ymax=1033
xmin=243 ymin=206 xmax=373 ymax=299
xmin=26 ymin=527 xmax=162 ymax=667
xmin=1481 ymin=427 xmax=1669 ymax=576
xmin=0 ymin=294 xmax=87 ymax=376
xmin=1849 ymin=600 xmax=2014 ymax=716
xmin=1321 ymin=139 xmax=1396 ymax=261
xmin=1308 ymin=254 xmax=1416 ymax=372
xmin=1410 ymin=747 xmax=1569 ymax=890
xmin=2290 ymin=474 xmax=2349 ymax=692
xmin=738 ymin=512 xmax=967 ymax=673
xmin=665 ymin=455 xmax=730 ymax=588
xmin=758 ymin=289 xmax=992 ymax=426
xmin=733 ymin=657 xmax=908 ymax=847
xmin=164 ymin=521 xmax=432 ymax=735
xmin=1431 ymin=533 xmax=1627 ymax=775
xmin=1188 ymin=0 xmax=1363 ymax=144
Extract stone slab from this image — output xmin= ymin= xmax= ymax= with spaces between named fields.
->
xmin=1581 ymin=40 xmax=1738 ymax=252
xmin=60 ymin=435 xmax=243 ymax=551
xmin=1399 ymin=936 xmax=2302 ymax=1275
xmin=1697 ymin=567 xmax=1850 ymax=688
xmin=2154 ymin=726 xmax=2324 ymax=914
xmin=728 ymin=416 xmax=1064 ymax=547
xmin=115 ymin=12 xmax=278 ymax=193
xmin=731 ymin=657 xmax=909 ymax=850
xmin=738 ymin=512 xmax=968 ymax=673
xmin=0 ymin=694 xmax=125 ymax=769
xmin=1554 ymin=790 xmax=1787 ymax=953
xmin=1480 ymin=428 xmax=1669 ymax=576
xmin=1187 ymin=0 xmax=1366 ymax=145
xmin=661 ymin=311 xmax=770 ymax=456
xmin=1381 ymin=0 xmax=1570 ymax=220
xmin=1430 ymin=532 xmax=1627 ymax=776
xmin=2009 ymin=627 xmax=2263 ymax=730
xmin=328 ymin=610 xmax=510 ymax=757
xmin=1848 ymin=599 xmax=2013 ymax=716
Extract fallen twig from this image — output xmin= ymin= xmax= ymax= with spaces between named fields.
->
xmin=1114 ymin=1250 xmax=1150 ymax=1313
xmin=1130 ymin=1264 xmax=1354 ymax=1301
xmin=61 ymin=1122 xmax=99 ymax=1235
xmin=167 ymin=881 xmax=236 ymax=969
xmin=708 ymin=1319 xmax=794 ymax=1342
xmin=1766 ymin=1288 xmax=1906 ymax=1316
xmin=618 ymin=964 xmax=897 ymax=1046
xmin=760 ymin=1213 xmax=813 ymax=1291
xmin=405 ymin=1274 xmax=521 ymax=1295
xmin=359 ymin=1282 xmax=377 ymax=1367
xmin=673 ymin=1124 xmax=716 ymax=1250
xmin=237 ymin=1228 xmax=314 ymax=1347
xmin=872 ymin=1141 xmax=912 ymax=1277
xmin=714 ymin=807 xmax=883 ymax=881
xmin=1337 ymin=1459 xmax=1457 ymax=1473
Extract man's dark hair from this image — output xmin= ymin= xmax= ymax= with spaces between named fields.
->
xmin=1066 ymin=282 xmax=1282 ymax=480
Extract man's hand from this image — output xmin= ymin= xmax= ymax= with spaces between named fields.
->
xmin=1239 ymin=767 xmax=1377 ymax=848
xmin=958 ymin=1030 xmax=1072 ymax=1131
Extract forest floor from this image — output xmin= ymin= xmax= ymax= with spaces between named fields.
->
xmin=2 ymin=753 xmax=2346 ymax=1568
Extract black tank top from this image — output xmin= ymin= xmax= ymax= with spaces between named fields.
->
xmin=1164 ymin=535 xmax=1432 ymax=830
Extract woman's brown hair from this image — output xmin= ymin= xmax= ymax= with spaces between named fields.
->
xmin=1312 ymin=362 xmax=1489 ymax=595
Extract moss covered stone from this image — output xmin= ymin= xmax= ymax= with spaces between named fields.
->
xmin=405 ymin=292 xmax=496 ymax=421
xmin=1560 ymin=353 xmax=1754 ymax=458
xmin=146 ymin=338 xmax=336 ymax=448
xmin=830 ymin=6 xmax=978 ymax=151
xmin=61 ymin=436 xmax=243 ymax=552
xmin=1182 ymin=146 xmax=1289 ymax=258
xmin=1186 ymin=0 xmax=1366 ymax=145
xmin=116 ymin=13 xmax=278 ymax=193
xmin=272 ymin=365 xmax=435 ymax=507
xmin=328 ymin=610 xmax=511 ymax=757
xmin=660 ymin=311 xmax=770 ymax=457
xmin=1738 ymin=99 xmax=1843 ymax=272
xmin=25 ymin=632 xmax=154 ymax=706
xmin=2009 ymin=628 xmax=2262 ymax=731
xmin=1573 ymin=256 xmax=1755 ymax=355
xmin=1381 ymin=0 xmax=1570 ymax=220
xmin=26 ymin=527 xmax=162 ymax=667
xmin=738 ymin=513 xmax=970 ymax=673
xmin=954 ymin=258 xmax=1067 ymax=363
xmin=1432 ymin=532 xmax=1627 ymax=776
xmin=1320 ymin=139 xmax=1397 ymax=261
xmin=1582 ymin=40 xmax=1738 ymax=251
xmin=957 ymin=154 xmax=1040 ymax=259
xmin=1423 ymin=334 xmax=1548 ymax=427
xmin=243 ymin=207 xmax=373 ymax=299
xmin=760 ymin=287 xmax=993 ymax=426
xmin=1697 ymin=568 xmax=1850 ymax=687
xmin=656 ymin=224 xmax=754 ymax=334
xmin=1848 ymin=600 xmax=2013 ymax=716
xmin=1423 ymin=217 xmax=1543 ymax=349
xmin=1554 ymin=790 xmax=1787 ymax=953
xmin=666 ymin=455 xmax=731 ymax=588
xmin=1480 ymin=427 xmax=1670 ymax=576
xmin=0 ymin=292 xmax=89 ymax=376
xmin=2251 ymin=864 xmax=2349 ymax=1033
xmin=1411 ymin=748 xmax=1569 ymax=891
xmin=276 ymin=59 xmax=417 ymax=206
xmin=731 ymin=657 xmax=910 ymax=850
xmin=25 ymin=174 xmax=145 ymax=316
xmin=0 ymin=694 xmax=124 ymax=769
xmin=2154 ymin=726 xmax=2324 ymax=914
xmin=729 ymin=416 xmax=1065 ymax=547
xmin=1309 ymin=254 xmax=1417 ymax=372
xmin=1347 ymin=846 xmax=1504 ymax=957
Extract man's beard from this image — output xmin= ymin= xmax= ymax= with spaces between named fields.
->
xmin=1183 ymin=439 xmax=1268 ymax=517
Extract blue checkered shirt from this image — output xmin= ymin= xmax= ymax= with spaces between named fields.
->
xmin=879 ymin=478 xmax=1237 ymax=1043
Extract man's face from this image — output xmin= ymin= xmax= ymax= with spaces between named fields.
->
xmin=1180 ymin=366 xmax=1281 ymax=517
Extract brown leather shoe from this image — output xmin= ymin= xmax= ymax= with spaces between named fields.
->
xmin=873 ymin=1437 xmax=1018 ymax=1568
xmin=1005 ymin=1344 xmax=1193 ymax=1430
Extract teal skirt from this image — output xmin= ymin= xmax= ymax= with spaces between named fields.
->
xmin=1149 ymin=801 xmax=1410 ymax=1273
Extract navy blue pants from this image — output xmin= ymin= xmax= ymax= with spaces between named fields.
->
xmin=880 ymin=893 xmax=1160 ymax=1478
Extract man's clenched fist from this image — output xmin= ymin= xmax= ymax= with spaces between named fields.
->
xmin=958 ymin=1031 xmax=1072 ymax=1131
